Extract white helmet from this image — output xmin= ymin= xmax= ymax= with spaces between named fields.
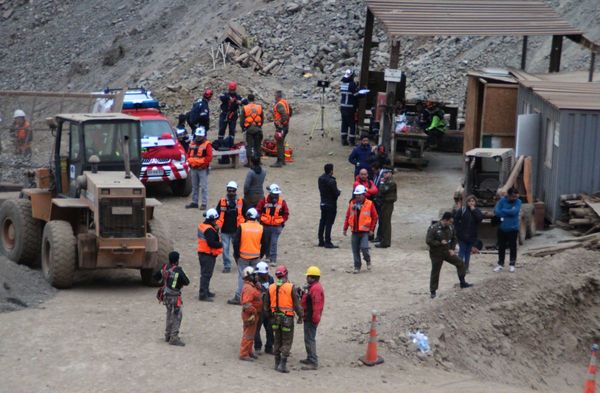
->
xmin=13 ymin=109 xmax=26 ymax=118
xmin=344 ymin=69 xmax=353 ymax=78
xmin=242 ymin=266 xmax=255 ymax=278
xmin=255 ymin=261 xmax=269 ymax=274
xmin=226 ymin=180 xmax=238 ymax=190
xmin=205 ymin=208 xmax=219 ymax=220
xmin=353 ymin=184 xmax=367 ymax=195
xmin=175 ymin=126 xmax=186 ymax=136
xmin=195 ymin=126 xmax=206 ymax=137
xmin=246 ymin=207 xmax=258 ymax=219
xmin=267 ymin=183 xmax=282 ymax=194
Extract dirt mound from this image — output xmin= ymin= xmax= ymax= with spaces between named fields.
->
xmin=0 ymin=256 xmax=56 ymax=313
xmin=368 ymin=249 xmax=600 ymax=391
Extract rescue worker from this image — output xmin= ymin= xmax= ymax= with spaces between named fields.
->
xmin=424 ymin=101 xmax=446 ymax=148
xmin=188 ymin=88 xmax=213 ymax=131
xmin=375 ymin=169 xmax=397 ymax=248
xmin=229 ymin=208 xmax=266 ymax=305
xmin=239 ymin=266 xmax=263 ymax=361
xmin=185 ymin=126 xmax=213 ymax=210
xmin=339 ymin=69 xmax=358 ymax=146
xmin=348 ymin=134 xmax=374 ymax=177
xmin=218 ymin=81 xmax=242 ymax=141
xmin=154 ymin=251 xmax=190 ymax=346
xmin=271 ymin=90 xmax=292 ymax=168
xmin=353 ymin=168 xmax=378 ymax=200
xmin=240 ymin=94 xmax=264 ymax=161
xmin=264 ymin=265 xmax=304 ymax=373
xmin=254 ymin=261 xmax=274 ymax=354
xmin=10 ymin=109 xmax=32 ymax=157
xmin=426 ymin=212 xmax=473 ymax=299
xmin=343 ymin=185 xmax=378 ymax=274
xmin=215 ymin=181 xmax=245 ymax=273
xmin=256 ymin=184 xmax=289 ymax=267
xmin=243 ymin=156 xmax=266 ymax=209
xmin=197 ymin=208 xmax=223 ymax=301
xmin=300 ymin=266 xmax=325 ymax=370
xmin=175 ymin=113 xmax=190 ymax=153
xmin=318 ymin=163 xmax=341 ymax=248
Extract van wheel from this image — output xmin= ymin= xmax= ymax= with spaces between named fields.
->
xmin=0 ymin=199 xmax=42 ymax=266
xmin=41 ymin=221 xmax=76 ymax=289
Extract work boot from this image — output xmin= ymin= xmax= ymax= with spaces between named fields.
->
xmin=250 ymin=352 xmax=259 ymax=359
xmin=270 ymin=161 xmax=283 ymax=168
xmin=227 ymin=296 xmax=240 ymax=305
xmin=324 ymin=243 xmax=339 ymax=249
xmin=222 ymin=267 xmax=231 ymax=273
xmin=430 ymin=291 xmax=437 ymax=299
xmin=277 ymin=357 xmax=290 ymax=373
xmin=318 ymin=241 xmax=325 ymax=247
xmin=185 ymin=203 xmax=198 ymax=209
xmin=299 ymin=359 xmax=312 ymax=365
xmin=460 ymin=282 xmax=473 ymax=289
xmin=265 ymin=347 xmax=274 ymax=355
xmin=341 ymin=138 xmax=349 ymax=146
xmin=301 ymin=363 xmax=318 ymax=371
xmin=274 ymin=355 xmax=281 ymax=370
xmin=199 ymin=296 xmax=213 ymax=302
xmin=164 ymin=334 xmax=170 ymax=342
xmin=199 ymin=204 xmax=207 ymax=210
xmin=239 ymin=356 xmax=254 ymax=362
xmin=207 ymin=291 xmax=215 ymax=298
xmin=169 ymin=336 xmax=185 ymax=346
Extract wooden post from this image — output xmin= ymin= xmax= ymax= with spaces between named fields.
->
xmin=381 ymin=39 xmax=400 ymax=159
xmin=589 ymin=51 xmax=596 ymax=82
xmin=357 ymin=8 xmax=374 ymax=127
xmin=521 ymin=36 xmax=528 ymax=71
xmin=549 ymin=35 xmax=563 ymax=73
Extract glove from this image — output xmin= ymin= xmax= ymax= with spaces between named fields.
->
xmin=247 ymin=314 xmax=256 ymax=322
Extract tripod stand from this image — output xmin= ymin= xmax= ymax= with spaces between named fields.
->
xmin=308 ymin=81 xmax=333 ymax=142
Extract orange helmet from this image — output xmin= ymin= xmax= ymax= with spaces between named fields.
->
xmin=228 ymin=81 xmax=237 ymax=91
xmin=203 ymin=88 xmax=213 ymax=99
xmin=275 ymin=265 xmax=288 ymax=278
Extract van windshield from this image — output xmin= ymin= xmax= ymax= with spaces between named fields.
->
xmin=140 ymin=120 xmax=174 ymax=139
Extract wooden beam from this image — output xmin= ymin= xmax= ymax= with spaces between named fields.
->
xmin=357 ymin=8 xmax=375 ymax=127
xmin=381 ymin=40 xmax=401 ymax=156
xmin=521 ymin=35 xmax=528 ymax=70
xmin=549 ymin=35 xmax=563 ymax=73
xmin=589 ymin=52 xmax=596 ymax=82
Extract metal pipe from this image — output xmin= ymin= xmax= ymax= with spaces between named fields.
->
xmin=122 ymin=135 xmax=131 ymax=179
xmin=589 ymin=52 xmax=596 ymax=82
xmin=521 ymin=36 xmax=528 ymax=70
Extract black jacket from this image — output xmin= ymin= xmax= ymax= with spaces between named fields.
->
xmin=453 ymin=207 xmax=483 ymax=243
xmin=215 ymin=196 xmax=244 ymax=234
xmin=153 ymin=264 xmax=190 ymax=290
xmin=188 ymin=98 xmax=210 ymax=129
xmin=201 ymin=221 xmax=223 ymax=250
xmin=318 ymin=173 xmax=341 ymax=206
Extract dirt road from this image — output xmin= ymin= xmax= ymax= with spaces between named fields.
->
xmin=0 ymin=106 xmax=584 ymax=392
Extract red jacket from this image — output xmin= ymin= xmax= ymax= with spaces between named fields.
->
xmin=301 ymin=281 xmax=324 ymax=325
xmin=353 ymin=176 xmax=378 ymax=199
xmin=255 ymin=196 xmax=289 ymax=224
xmin=343 ymin=199 xmax=378 ymax=232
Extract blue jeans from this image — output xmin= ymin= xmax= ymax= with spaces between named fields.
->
xmin=304 ymin=321 xmax=318 ymax=365
xmin=235 ymin=257 xmax=258 ymax=298
xmin=458 ymin=240 xmax=473 ymax=270
xmin=263 ymin=225 xmax=283 ymax=263
xmin=351 ymin=232 xmax=370 ymax=270
xmin=221 ymin=232 xmax=233 ymax=269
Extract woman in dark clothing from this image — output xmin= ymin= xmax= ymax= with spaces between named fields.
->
xmin=453 ymin=195 xmax=483 ymax=272
xmin=243 ymin=157 xmax=266 ymax=208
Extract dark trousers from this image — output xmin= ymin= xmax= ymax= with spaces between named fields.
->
xmin=254 ymin=311 xmax=274 ymax=351
xmin=219 ymin=112 xmax=237 ymax=139
xmin=497 ymin=229 xmax=518 ymax=266
xmin=318 ymin=204 xmax=337 ymax=244
xmin=379 ymin=202 xmax=394 ymax=247
xmin=304 ymin=321 xmax=318 ymax=365
xmin=340 ymin=107 xmax=356 ymax=144
xmin=276 ymin=127 xmax=288 ymax=162
xmin=245 ymin=128 xmax=263 ymax=161
xmin=198 ymin=252 xmax=216 ymax=298
xmin=429 ymin=250 xmax=466 ymax=293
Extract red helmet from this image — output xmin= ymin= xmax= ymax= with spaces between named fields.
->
xmin=274 ymin=131 xmax=284 ymax=141
xmin=275 ymin=265 xmax=288 ymax=278
xmin=203 ymin=88 xmax=213 ymax=99
xmin=228 ymin=81 xmax=237 ymax=91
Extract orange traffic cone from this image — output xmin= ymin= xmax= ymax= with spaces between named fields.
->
xmin=359 ymin=310 xmax=384 ymax=366
xmin=583 ymin=344 xmax=599 ymax=393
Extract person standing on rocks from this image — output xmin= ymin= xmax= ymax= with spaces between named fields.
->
xmin=493 ymin=187 xmax=522 ymax=273
xmin=256 ymin=184 xmax=289 ymax=267
xmin=299 ymin=265 xmax=324 ymax=370
xmin=215 ymin=181 xmax=245 ymax=274
xmin=243 ymin=156 xmax=266 ymax=209
xmin=239 ymin=266 xmax=263 ymax=361
xmin=197 ymin=209 xmax=223 ymax=301
xmin=154 ymin=251 xmax=190 ymax=346
xmin=375 ymin=169 xmax=397 ymax=248
xmin=343 ymin=185 xmax=378 ymax=274
xmin=339 ymin=69 xmax=358 ymax=146
xmin=318 ymin=163 xmax=341 ymax=248
xmin=240 ymin=94 xmax=264 ymax=161
xmin=185 ymin=126 xmax=212 ymax=210
xmin=188 ymin=88 xmax=212 ymax=132
xmin=10 ymin=109 xmax=32 ymax=157
xmin=218 ymin=81 xmax=242 ymax=141
xmin=271 ymin=90 xmax=292 ymax=168
xmin=426 ymin=212 xmax=473 ymax=299
xmin=453 ymin=195 xmax=483 ymax=273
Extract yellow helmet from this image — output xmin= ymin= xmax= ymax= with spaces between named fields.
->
xmin=305 ymin=266 xmax=321 ymax=277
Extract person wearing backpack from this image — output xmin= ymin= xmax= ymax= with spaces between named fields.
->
xmin=154 ymin=251 xmax=190 ymax=346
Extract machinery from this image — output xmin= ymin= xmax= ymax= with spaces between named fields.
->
xmin=0 ymin=113 xmax=172 ymax=288
xmin=456 ymin=148 xmax=537 ymax=245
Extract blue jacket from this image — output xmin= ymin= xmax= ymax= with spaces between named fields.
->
xmin=494 ymin=196 xmax=522 ymax=232
xmin=348 ymin=144 xmax=373 ymax=176
xmin=188 ymin=98 xmax=210 ymax=129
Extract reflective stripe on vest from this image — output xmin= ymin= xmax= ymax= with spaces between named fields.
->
xmin=216 ymin=197 xmax=244 ymax=229
xmin=188 ymin=140 xmax=210 ymax=168
xmin=349 ymin=199 xmax=373 ymax=232
xmin=243 ymin=103 xmax=263 ymax=127
xmin=340 ymin=83 xmax=354 ymax=108
xmin=239 ymin=221 xmax=263 ymax=260
xmin=269 ymin=282 xmax=294 ymax=316
xmin=273 ymin=99 xmax=291 ymax=126
xmin=197 ymin=223 xmax=223 ymax=256
xmin=260 ymin=197 xmax=284 ymax=226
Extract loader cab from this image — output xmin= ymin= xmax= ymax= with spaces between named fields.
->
xmin=52 ymin=113 xmax=141 ymax=197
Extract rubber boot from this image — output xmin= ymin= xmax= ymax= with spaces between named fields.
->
xmin=169 ymin=336 xmax=185 ymax=346
xmin=274 ymin=355 xmax=281 ymax=370
xmin=277 ymin=357 xmax=290 ymax=373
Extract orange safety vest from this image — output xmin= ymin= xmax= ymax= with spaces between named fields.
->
xmin=243 ymin=103 xmax=263 ymax=128
xmin=348 ymin=198 xmax=373 ymax=232
xmin=197 ymin=223 xmax=223 ymax=256
xmin=269 ymin=281 xmax=295 ymax=316
xmin=215 ymin=197 xmax=245 ymax=229
xmin=15 ymin=121 xmax=30 ymax=141
xmin=260 ymin=197 xmax=285 ymax=226
xmin=188 ymin=140 xmax=210 ymax=168
xmin=239 ymin=221 xmax=263 ymax=260
xmin=273 ymin=99 xmax=291 ymax=126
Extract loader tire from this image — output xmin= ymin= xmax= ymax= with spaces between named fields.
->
xmin=144 ymin=217 xmax=173 ymax=287
xmin=0 ymin=199 xmax=43 ymax=266
xmin=41 ymin=220 xmax=76 ymax=289
xmin=170 ymin=177 xmax=192 ymax=197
